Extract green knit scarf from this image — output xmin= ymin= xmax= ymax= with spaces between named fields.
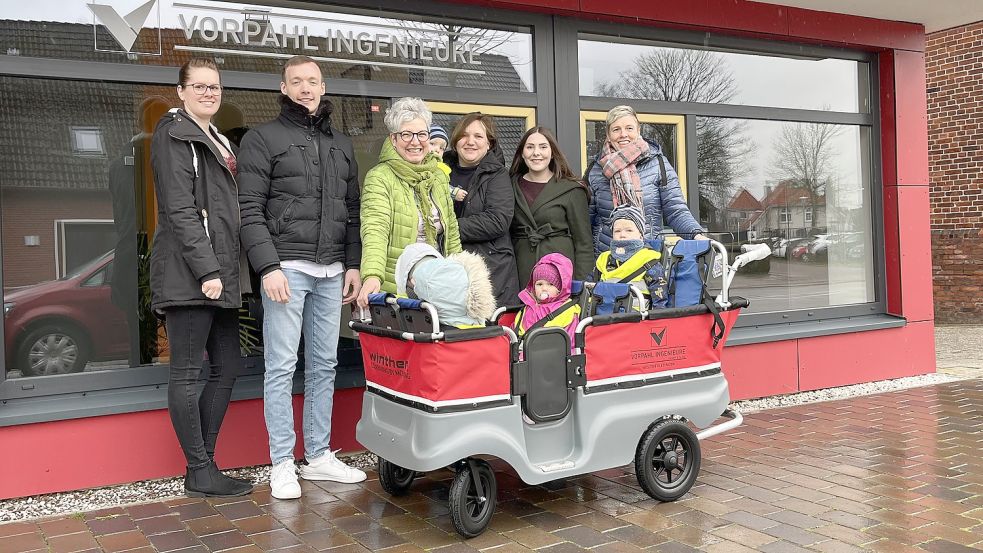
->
xmin=383 ymin=142 xmax=444 ymax=247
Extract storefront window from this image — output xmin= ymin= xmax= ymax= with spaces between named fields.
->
xmin=697 ymin=118 xmax=875 ymax=314
xmin=578 ymin=39 xmax=867 ymax=113
xmin=0 ymin=75 xmax=400 ymax=380
xmin=5 ymin=1 xmax=534 ymax=92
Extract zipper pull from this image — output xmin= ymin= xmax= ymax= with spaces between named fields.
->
xmin=201 ymin=209 xmax=210 ymax=240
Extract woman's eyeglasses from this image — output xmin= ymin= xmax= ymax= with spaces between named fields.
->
xmin=393 ymin=131 xmax=430 ymax=143
xmin=183 ymin=83 xmax=223 ymax=95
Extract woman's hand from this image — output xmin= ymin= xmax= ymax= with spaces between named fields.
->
xmin=356 ymin=277 xmax=382 ymax=309
xmin=694 ymin=233 xmax=709 ymax=240
xmin=342 ymin=269 xmax=362 ymax=304
xmin=201 ymin=278 xmax=223 ymax=300
xmin=453 ymin=188 xmax=468 ymax=201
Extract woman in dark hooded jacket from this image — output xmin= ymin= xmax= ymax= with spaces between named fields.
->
xmin=444 ymin=113 xmax=521 ymax=306
xmin=150 ymin=58 xmax=251 ymax=498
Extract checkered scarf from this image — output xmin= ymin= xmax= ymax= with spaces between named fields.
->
xmin=600 ymin=137 xmax=650 ymax=208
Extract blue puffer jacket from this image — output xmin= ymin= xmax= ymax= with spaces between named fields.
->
xmin=588 ymin=140 xmax=703 ymax=255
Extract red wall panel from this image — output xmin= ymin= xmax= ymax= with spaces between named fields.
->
xmin=578 ymin=0 xmax=711 ymax=27
xmin=883 ymin=186 xmax=904 ymax=316
xmin=879 ymin=51 xmax=898 ymax=187
xmin=785 ymin=7 xmax=923 ymax=51
xmin=893 ymin=186 xmax=935 ymax=322
xmin=721 ymin=340 xmax=799 ymax=400
xmin=798 ymin=321 xmax=935 ymax=391
xmin=894 ymin=50 xmax=930 ymax=185
xmin=448 ymin=0 xmax=924 ymax=51
xmin=0 ymin=388 xmax=364 ymax=500
xmin=707 ymin=0 xmax=789 ymax=37
xmin=444 ymin=0 xmax=581 ymax=15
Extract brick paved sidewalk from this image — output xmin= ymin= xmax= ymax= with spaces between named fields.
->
xmin=2 ymin=379 xmax=981 ymax=553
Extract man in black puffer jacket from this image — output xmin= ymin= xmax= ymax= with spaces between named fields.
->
xmin=237 ymin=56 xmax=364 ymax=500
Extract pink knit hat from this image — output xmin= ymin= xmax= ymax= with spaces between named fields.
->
xmin=531 ymin=262 xmax=562 ymax=289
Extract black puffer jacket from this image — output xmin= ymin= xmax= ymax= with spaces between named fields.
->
xmin=446 ymin=146 xmax=521 ymax=306
xmin=150 ymin=108 xmax=241 ymax=311
xmin=238 ymin=95 xmax=361 ymax=276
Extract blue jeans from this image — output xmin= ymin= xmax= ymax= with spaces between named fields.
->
xmin=262 ymin=268 xmax=343 ymax=465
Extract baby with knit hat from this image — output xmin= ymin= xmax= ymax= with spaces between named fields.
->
xmin=428 ymin=125 xmax=457 ymax=191
xmin=513 ymin=253 xmax=581 ymax=348
xmin=591 ymin=205 xmax=668 ymax=310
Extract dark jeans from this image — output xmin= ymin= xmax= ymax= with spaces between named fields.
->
xmin=164 ymin=306 xmax=242 ymax=468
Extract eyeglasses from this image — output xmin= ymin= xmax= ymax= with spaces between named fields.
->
xmin=182 ymin=83 xmax=223 ymax=95
xmin=393 ymin=130 xmax=430 ymax=143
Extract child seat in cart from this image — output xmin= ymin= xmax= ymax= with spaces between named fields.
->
xmin=351 ymin=241 xmax=770 ymax=538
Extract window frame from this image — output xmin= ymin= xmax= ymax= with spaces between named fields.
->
xmin=0 ymin=0 xmax=556 ymax=414
xmin=553 ymin=17 xmax=887 ymax=330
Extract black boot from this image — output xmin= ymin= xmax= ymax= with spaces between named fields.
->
xmin=185 ymin=461 xmax=253 ymax=498
xmin=185 ymin=467 xmax=253 ymax=489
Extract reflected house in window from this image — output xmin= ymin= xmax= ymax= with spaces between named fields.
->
xmin=724 ymin=188 xmax=763 ymax=233
xmin=749 ymin=181 xmax=826 ymax=239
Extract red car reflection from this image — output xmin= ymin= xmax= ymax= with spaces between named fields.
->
xmin=3 ymin=252 xmax=130 ymax=376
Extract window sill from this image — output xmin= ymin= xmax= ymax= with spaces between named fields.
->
xmin=727 ymin=313 xmax=906 ymax=346
xmin=0 ymin=368 xmax=365 ymax=428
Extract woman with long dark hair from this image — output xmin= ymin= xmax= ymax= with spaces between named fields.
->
xmin=510 ymin=126 xmax=592 ymax=284
xmin=150 ymin=58 xmax=252 ymax=497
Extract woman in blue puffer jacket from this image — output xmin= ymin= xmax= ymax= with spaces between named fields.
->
xmin=588 ymin=105 xmax=706 ymax=254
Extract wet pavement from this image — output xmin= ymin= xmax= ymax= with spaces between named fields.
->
xmin=2 ymin=375 xmax=982 ymax=553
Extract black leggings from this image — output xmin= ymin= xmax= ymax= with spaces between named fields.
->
xmin=164 ymin=306 xmax=242 ymax=468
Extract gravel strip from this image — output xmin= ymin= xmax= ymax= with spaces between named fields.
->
xmin=730 ymin=372 xmax=961 ymax=413
xmin=0 ymin=371 xmax=965 ymax=524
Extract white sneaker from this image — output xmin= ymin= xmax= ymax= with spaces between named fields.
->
xmin=270 ymin=459 xmax=301 ymax=500
xmin=299 ymin=450 xmax=367 ymax=483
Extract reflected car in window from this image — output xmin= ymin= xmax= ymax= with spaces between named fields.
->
xmin=3 ymin=251 xmax=130 ymax=376
xmin=773 ymin=237 xmax=812 ymax=259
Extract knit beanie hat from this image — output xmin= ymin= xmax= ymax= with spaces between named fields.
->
xmin=531 ymin=262 xmax=562 ymax=289
xmin=429 ymin=125 xmax=449 ymax=144
xmin=610 ymin=205 xmax=647 ymax=235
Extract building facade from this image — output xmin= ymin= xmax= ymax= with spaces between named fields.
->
xmin=926 ymin=21 xmax=983 ymax=324
xmin=0 ymin=0 xmax=940 ymax=499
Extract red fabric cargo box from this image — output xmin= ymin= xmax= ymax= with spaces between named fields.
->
xmin=359 ymin=333 xmax=513 ymax=409
xmin=582 ymin=309 xmax=740 ymax=389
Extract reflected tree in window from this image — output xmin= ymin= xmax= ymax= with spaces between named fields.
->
xmin=770 ymin=120 xmax=842 ymax=235
xmin=597 ymin=49 xmax=752 ymax=227
xmin=388 ymin=21 xmax=532 ymax=91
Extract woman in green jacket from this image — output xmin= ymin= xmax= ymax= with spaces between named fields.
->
xmin=356 ymin=98 xmax=462 ymax=306
xmin=510 ymin=127 xmax=592 ymax=283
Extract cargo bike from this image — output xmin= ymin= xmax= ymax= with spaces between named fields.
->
xmin=351 ymin=241 xmax=769 ymax=537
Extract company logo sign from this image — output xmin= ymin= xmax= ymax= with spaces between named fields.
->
xmin=650 ymin=327 xmax=668 ymax=346
xmin=88 ymin=0 xmax=161 ymax=55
